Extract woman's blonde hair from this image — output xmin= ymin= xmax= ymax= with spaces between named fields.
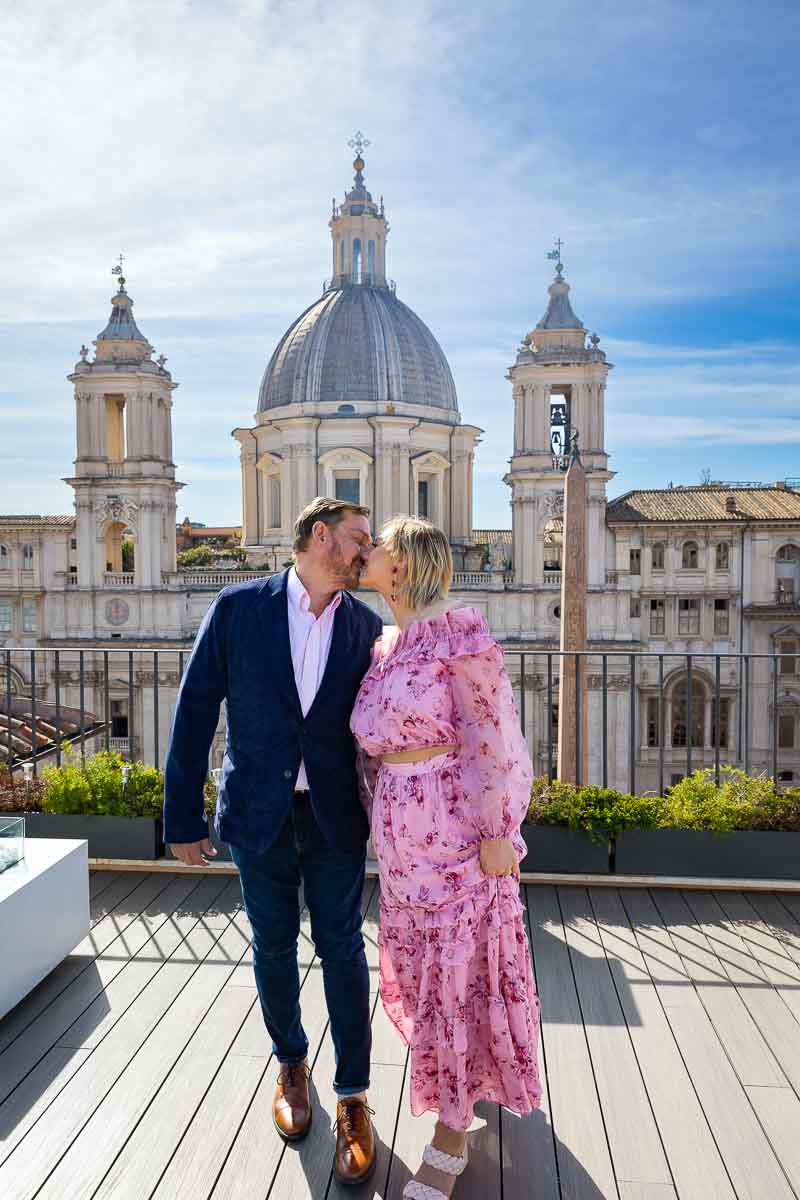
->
xmin=380 ymin=515 xmax=453 ymax=611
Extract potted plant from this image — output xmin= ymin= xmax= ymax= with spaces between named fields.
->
xmin=0 ymin=750 xmax=165 ymax=859
xmin=522 ymin=779 xmax=609 ymax=873
xmin=615 ymin=769 xmax=800 ymax=879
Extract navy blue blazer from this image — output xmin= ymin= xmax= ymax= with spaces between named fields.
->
xmin=163 ymin=570 xmax=383 ymax=855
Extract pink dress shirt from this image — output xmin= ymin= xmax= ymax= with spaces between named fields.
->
xmin=286 ymin=566 xmax=342 ymax=791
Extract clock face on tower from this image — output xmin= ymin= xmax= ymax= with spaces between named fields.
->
xmin=105 ymin=598 xmax=130 ymax=626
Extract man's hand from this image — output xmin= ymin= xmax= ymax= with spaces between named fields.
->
xmin=479 ymin=836 xmax=519 ymax=880
xmin=169 ymin=838 xmax=218 ymax=866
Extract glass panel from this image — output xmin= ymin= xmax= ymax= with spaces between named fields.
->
xmin=672 ymin=680 xmax=705 ymax=747
xmin=367 ymin=240 xmax=375 ymax=281
xmin=352 ymin=238 xmax=362 ymax=283
xmin=779 ymin=714 xmax=795 ymax=749
xmin=678 ymin=598 xmax=700 ymax=635
xmin=0 ymin=599 xmax=10 ymax=631
xmin=22 ymin=544 xmax=33 ymax=569
xmin=682 ymin=542 xmax=698 ymax=568
xmin=22 ymin=600 xmax=36 ymax=632
xmin=0 ymin=816 xmax=25 ymax=872
xmin=650 ymin=598 xmax=665 ymax=635
xmin=0 ymin=545 xmax=8 ymax=566
xmin=629 ymin=549 xmax=641 ymax=574
xmin=647 ymin=698 xmax=660 ymax=746
xmin=652 ymin=543 xmax=664 ymax=570
xmin=714 ymin=598 xmax=729 ymax=635
xmin=715 ymin=543 xmax=729 ymax=570
xmin=712 ymin=698 xmax=729 ymax=747
xmin=780 ymin=640 xmax=797 ymax=675
xmin=418 ymin=479 xmax=429 ymax=519
xmin=335 ymin=475 xmax=360 ymax=504
xmin=110 ymin=699 xmax=129 ymax=737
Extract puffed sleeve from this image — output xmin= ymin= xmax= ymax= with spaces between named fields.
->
xmin=447 ymin=638 xmax=533 ymax=841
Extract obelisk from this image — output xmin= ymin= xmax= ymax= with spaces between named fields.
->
xmin=557 ymin=435 xmax=588 ymax=784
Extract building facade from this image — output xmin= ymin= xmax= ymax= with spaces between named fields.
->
xmin=3 ymin=147 xmax=800 ymax=789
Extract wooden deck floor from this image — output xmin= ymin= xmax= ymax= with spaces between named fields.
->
xmin=2 ymin=872 xmax=800 ymax=1200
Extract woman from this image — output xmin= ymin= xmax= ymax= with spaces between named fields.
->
xmin=352 ymin=516 xmax=541 ymax=1200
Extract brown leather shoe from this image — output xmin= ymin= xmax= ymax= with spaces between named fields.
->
xmin=272 ymin=1060 xmax=312 ymax=1142
xmin=334 ymin=1098 xmax=376 ymax=1185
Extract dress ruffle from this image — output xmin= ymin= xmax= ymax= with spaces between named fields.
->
xmin=379 ymin=877 xmax=542 ymax=1127
xmin=374 ymin=607 xmax=497 ymax=672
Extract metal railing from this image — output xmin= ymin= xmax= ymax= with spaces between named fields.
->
xmin=2 ymin=647 xmax=799 ymax=798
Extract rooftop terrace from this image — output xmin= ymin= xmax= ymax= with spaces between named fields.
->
xmin=2 ymin=870 xmax=800 ymax=1198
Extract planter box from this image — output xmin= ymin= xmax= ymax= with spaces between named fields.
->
xmin=615 ymin=828 xmax=800 ymax=880
xmin=164 ymin=824 xmax=233 ymax=863
xmin=2 ymin=812 xmax=163 ymax=860
xmin=521 ymin=824 xmax=610 ymax=874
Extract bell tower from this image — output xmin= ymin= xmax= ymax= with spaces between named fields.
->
xmin=65 ymin=263 xmax=182 ymax=591
xmin=504 ymin=245 xmax=614 ymax=589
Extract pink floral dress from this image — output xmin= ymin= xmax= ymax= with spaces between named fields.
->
xmin=350 ymin=606 xmax=542 ymax=1129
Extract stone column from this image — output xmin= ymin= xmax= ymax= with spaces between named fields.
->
xmin=558 ymin=452 xmax=588 ymax=784
xmin=513 ymin=385 xmax=524 ymax=452
xmin=532 ymin=384 xmax=548 ymax=452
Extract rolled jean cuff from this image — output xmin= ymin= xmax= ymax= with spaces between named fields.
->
xmin=334 ymin=1083 xmax=370 ymax=1097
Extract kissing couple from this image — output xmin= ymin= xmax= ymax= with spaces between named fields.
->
xmin=164 ymin=497 xmax=541 ymax=1199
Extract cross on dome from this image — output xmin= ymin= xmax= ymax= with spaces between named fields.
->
xmin=348 ymin=131 xmax=370 ymax=158
xmin=111 ymin=253 xmax=127 ymax=293
xmin=547 ymin=238 xmax=565 ymax=280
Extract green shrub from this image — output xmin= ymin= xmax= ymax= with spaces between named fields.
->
xmin=41 ymin=749 xmax=164 ymax=818
xmin=659 ymin=768 xmax=779 ymax=832
xmin=177 ymin=544 xmax=215 ymax=569
xmin=526 ymin=778 xmax=662 ymax=844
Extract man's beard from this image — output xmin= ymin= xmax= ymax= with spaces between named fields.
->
xmin=326 ymin=539 xmax=362 ymax=590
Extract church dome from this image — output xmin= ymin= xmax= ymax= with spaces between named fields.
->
xmin=258 ymin=282 xmax=458 ymax=414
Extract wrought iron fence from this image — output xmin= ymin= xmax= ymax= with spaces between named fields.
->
xmin=2 ymin=646 xmax=799 ymax=796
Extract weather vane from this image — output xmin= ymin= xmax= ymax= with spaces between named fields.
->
xmin=111 ymin=253 xmax=126 ymax=291
xmin=348 ymin=131 xmax=370 ymax=158
xmin=547 ymin=237 xmax=565 ymax=277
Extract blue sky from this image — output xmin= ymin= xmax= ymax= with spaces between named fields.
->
xmin=1 ymin=0 xmax=798 ymax=528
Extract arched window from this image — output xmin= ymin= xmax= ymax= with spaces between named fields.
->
xmin=367 ymin=240 xmax=375 ymax=281
xmin=0 ymin=544 xmax=8 ymax=568
xmin=777 ymin=545 xmax=799 ymax=562
xmin=339 ymin=239 xmax=345 ymax=273
xmin=672 ymin=679 xmax=705 ymax=748
xmin=543 ymin=518 xmax=563 ymax=571
xmin=352 ymin=238 xmax=362 ymax=283
xmin=22 ymin=544 xmax=34 ymax=569
xmin=681 ymin=540 xmax=699 ymax=569
xmin=651 ymin=542 xmax=665 ymax=571
xmin=715 ymin=542 xmax=730 ymax=571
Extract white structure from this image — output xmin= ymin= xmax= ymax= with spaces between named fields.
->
xmin=0 ymin=838 xmax=89 ymax=1019
xmin=3 ymin=146 xmax=800 ymax=791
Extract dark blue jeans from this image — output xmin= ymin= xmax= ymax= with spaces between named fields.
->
xmin=230 ymin=793 xmax=371 ymax=1095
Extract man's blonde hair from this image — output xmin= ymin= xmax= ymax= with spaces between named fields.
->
xmin=380 ymin=515 xmax=453 ymax=611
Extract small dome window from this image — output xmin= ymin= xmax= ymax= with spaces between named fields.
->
xmin=337 ymin=404 xmax=355 ymax=413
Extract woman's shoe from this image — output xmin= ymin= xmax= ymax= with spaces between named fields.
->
xmin=402 ymin=1140 xmax=469 ymax=1199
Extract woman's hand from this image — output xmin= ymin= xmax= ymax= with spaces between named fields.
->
xmin=480 ymin=836 xmax=519 ymax=879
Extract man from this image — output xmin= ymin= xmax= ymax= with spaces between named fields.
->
xmin=164 ymin=497 xmax=382 ymax=1185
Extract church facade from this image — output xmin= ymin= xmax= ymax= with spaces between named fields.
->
xmin=3 ymin=146 xmax=800 ymax=792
